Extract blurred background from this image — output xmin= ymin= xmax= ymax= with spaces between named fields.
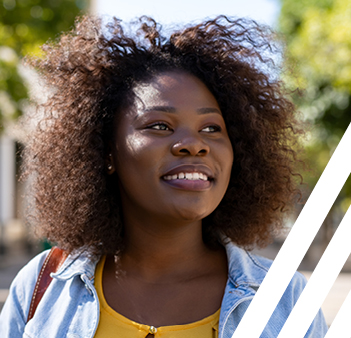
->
xmin=0 ymin=0 xmax=350 ymax=326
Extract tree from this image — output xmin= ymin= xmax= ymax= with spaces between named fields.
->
xmin=279 ymin=0 xmax=351 ymax=213
xmin=0 ymin=0 xmax=88 ymax=131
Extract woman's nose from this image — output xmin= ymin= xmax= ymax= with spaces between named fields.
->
xmin=171 ymin=134 xmax=210 ymax=156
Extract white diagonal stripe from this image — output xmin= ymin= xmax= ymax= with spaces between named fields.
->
xmin=277 ymin=205 xmax=351 ymax=337
xmin=232 ymin=123 xmax=351 ymax=338
xmin=325 ymin=288 xmax=351 ymax=338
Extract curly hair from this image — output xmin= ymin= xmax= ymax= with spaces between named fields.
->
xmin=23 ymin=15 xmax=304 ymax=256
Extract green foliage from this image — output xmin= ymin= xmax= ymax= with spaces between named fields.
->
xmin=280 ymin=0 xmax=351 ymax=92
xmin=0 ymin=0 xmax=88 ymax=130
xmin=279 ymin=0 xmax=351 ymax=209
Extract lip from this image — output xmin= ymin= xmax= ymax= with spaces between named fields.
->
xmin=161 ymin=164 xmax=214 ymax=191
xmin=162 ymin=164 xmax=214 ymax=179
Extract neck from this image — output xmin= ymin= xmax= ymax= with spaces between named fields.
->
xmin=118 ymin=214 xmax=218 ymax=283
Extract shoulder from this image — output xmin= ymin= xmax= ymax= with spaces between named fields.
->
xmin=14 ymin=249 xmax=51 ymax=286
xmin=249 ymin=253 xmax=327 ymax=335
xmin=1 ymin=249 xmax=100 ymax=337
xmin=221 ymin=242 xmax=328 ymax=336
xmin=250 ymin=252 xmax=308 ymax=292
xmin=0 ymin=250 xmax=51 ymax=336
xmin=249 ymin=252 xmax=307 ymax=296
xmin=247 ymin=251 xmax=308 ymax=301
xmin=225 ymin=241 xmax=307 ymax=291
xmin=4 ymin=250 xmax=51 ymax=317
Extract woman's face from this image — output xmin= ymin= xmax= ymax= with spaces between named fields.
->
xmin=112 ymin=71 xmax=234 ymax=223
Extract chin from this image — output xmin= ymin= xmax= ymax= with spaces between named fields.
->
xmin=174 ymin=208 xmax=212 ymax=222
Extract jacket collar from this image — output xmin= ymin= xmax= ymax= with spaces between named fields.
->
xmin=52 ymin=248 xmax=99 ymax=281
xmin=52 ymin=241 xmax=268 ymax=287
xmin=224 ymin=241 xmax=269 ymax=288
xmin=218 ymin=242 xmax=270 ymax=338
xmin=52 ymin=241 xmax=268 ymax=338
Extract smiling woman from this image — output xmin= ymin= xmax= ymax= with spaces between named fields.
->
xmin=0 ymin=15 xmax=327 ymax=337
xmin=113 ymin=72 xmax=233 ymax=225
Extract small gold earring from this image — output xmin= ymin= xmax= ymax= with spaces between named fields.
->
xmin=107 ymin=154 xmax=113 ymax=170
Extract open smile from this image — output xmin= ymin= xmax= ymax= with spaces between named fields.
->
xmin=163 ymin=172 xmax=209 ymax=181
xmin=161 ymin=165 xmax=214 ymax=191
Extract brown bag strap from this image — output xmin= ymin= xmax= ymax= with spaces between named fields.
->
xmin=27 ymin=246 xmax=67 ymax=322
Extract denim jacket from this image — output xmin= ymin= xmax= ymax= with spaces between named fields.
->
xmin=0 ymin=242 xmax=327 ymax=338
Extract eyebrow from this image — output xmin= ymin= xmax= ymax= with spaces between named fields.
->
xmin=144 ymin=106 xmax=222 ymax=115
xmin=197 ymin=107 xmax=222 ymax=115
xmin=144 ymin=106 xmax=176 ymax=113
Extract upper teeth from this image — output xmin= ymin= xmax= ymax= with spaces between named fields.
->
xmin=163 ymin=172 xmax=208 ymax=181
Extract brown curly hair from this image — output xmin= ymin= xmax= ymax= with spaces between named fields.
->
xmin=23 ymin=15 xmax=304 ymax=256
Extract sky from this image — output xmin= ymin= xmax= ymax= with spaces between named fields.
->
xmin=94 ymin=0 xmax=280 ymax=28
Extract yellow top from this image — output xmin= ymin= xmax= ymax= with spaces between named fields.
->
xmin=94 ymin=256 xmax=219 ymax=337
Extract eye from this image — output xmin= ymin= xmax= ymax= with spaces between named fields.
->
xmin=201 ymin=125 xmax=222 ymax=133
xmin=147 ymin=122 xmax=171 ymax=131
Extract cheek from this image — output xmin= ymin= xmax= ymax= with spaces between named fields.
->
xmin=115 ymin=132 xmax=157 ymax=177
xmin=219 ymin=144 xmax=234 ymax=191
xmin=219 ymin=139 xmax=234 ymax=174
xmin=228 ymin=146 xmax=234 ymax=172
xmin=125 ymin=134 xmax=149 ymax=157
xmin=116 ymin=126 xmax=148 ymax=159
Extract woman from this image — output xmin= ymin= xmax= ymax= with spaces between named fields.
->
xmin=0 ymin=15 xmax=327 ymax=337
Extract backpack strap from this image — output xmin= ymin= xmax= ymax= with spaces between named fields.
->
xmin=27 ymin=246 xmax=67 ymax=322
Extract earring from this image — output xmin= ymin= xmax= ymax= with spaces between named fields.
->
xmin=107 ymin=154 xmax=113 ymax=171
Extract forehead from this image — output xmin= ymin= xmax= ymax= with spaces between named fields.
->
xmin=132 ymin=71 xmax=220 ymax=111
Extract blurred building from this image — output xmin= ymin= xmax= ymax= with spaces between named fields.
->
xmin=0 ymin=134 xmax=15 ymax=253
xmin=0 ymin=65 xmax=43 ymax=256
xmin=0 ymin=131 xmax=29 ymax=255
